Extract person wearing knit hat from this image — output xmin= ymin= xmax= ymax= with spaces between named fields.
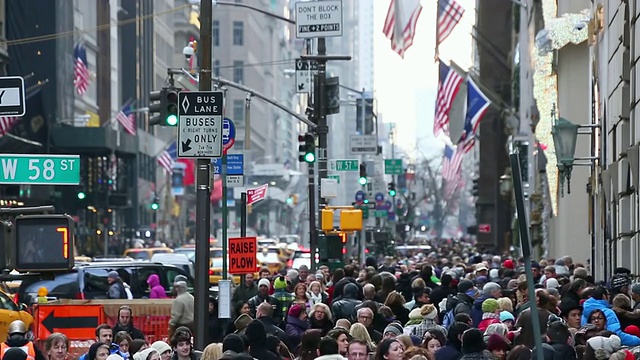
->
xmin=587 ymin=335 xmax=622 ymax=359
xmin=403 ymin=307 xmax=424 ymax=335
xmin=545 ymin=278 xmax=560 ymax=289
xmin=383 ymin=322 xmax=404 ymax=339
xmin=478 ymin=298 xmax=501 ymax=332
xmin=625 ymin=325 xmax=640 ymax=338
xmin=247 ymin=277 xmax=282 ymax=322
xmin=499 ymin=311 xmax=515 ymax=329
xmin=284 ymin=304 xmax=308 ymax=352
xmin=150 ymin=341 xmax=172 ymax=360
xmin=410 ymin=304 xmax=447 ymax=339
xmin=631 ymin=283 xmax=640 ymax=309
xmin=461 ymin=328 xmax=485 ymax=355
xmin=272 ymin=276 xmax=295 ymax=321
xmin=502 ymin=259 xmax=515 ymax=270
xmin=222 ymin=333 xmax=245 ymax=356
xmin=486 ymin=333 xmax=510 ymax=359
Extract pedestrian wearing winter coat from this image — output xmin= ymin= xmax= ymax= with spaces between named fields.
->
xmin=285 ymin=304 xmax=309 ymax=352
xmin=147 ymin=274 xmax=167 ymax=299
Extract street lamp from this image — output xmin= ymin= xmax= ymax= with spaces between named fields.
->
xmin=551 ymin=117 xmax=580 ymax=195
xmin=499 ymin=173 xmax=513 ymax=199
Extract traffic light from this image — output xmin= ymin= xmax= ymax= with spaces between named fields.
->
xmin=149 ymin=87 xmax=180 ymax=126
xmin=298 ymin=133 xmax=316 ymax=163
xmin=151 ymin=197 xmax=160 ymax=211
xmin=339 ymin=232 xmax=347 ymax=255
xmin=165 ymin=88 xmax=179 ymax=126
xmin=77 ymin=191 xmax=86 ymax=200
xmin=472 ymin=178 xmax=479 ymax=196
xmin=358 ymin=164 xmax=367 ymax=186
xmin=286 ymin=196 xmax=293 ymax=205
xmin=388 ymin=182 xmax=396 ymax=197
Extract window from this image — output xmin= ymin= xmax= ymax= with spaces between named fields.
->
xmin=213 ymin=20 xmax=220 ymax=46
xmin=233 ymin=100 xmax=244 ymax=122
xmin=234 ymin=140 xmax=245 ymax=150
xmin=214 ymin=60 xmax=220 ymax=77
xmin=233 ymin=21 xmax=244 ymax=46
xmin=0 ymin=292 xmax=17 ymax=311
xmin=233 ymin=61 xmax=244 ymax=83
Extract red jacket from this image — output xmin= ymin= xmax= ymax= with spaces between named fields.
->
xmin=478 ymin=317 xmax=501 ymax=332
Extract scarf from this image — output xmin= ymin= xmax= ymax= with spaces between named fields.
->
xmin=308 ymin=291 xmax=323 ymax=305
xmin=482 ymin=312 xmax=500 ymax=321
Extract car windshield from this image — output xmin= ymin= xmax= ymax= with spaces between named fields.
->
xmin=211 ymin=258 xmax=224 ymax=268
xmin=257 ymin=252 xmax=280 ymax=264
xmin=127 ymin=251 xmax=149 ymax=260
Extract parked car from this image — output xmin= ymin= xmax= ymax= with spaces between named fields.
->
xmin=18 ymin=262 xmax=193 ymax=305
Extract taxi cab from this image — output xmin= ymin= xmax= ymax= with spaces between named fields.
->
xmin=209 ymin=257 xmax=242 ymax=285
xmin=0 ymin=290 xmax=33 ymax=342
xmin=257 ymin=248 xmax=284 ymax=274
xmin=123 ymin=247 xmax=173 ymax=260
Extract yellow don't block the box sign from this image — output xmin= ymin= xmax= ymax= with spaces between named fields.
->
xmin=340 ymin=209 xmax=363 ymax=231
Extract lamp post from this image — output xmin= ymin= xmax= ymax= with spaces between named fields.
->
xmin=551 ymin=116 xmax=579 ymax=195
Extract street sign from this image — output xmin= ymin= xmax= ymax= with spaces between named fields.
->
xmin=0 ymin=154 xmax=80 ymax=185
xmin=384 ymin=159 xmax=404 ymax=175
xmin=177 ymin=91 xmax=224 ymax=158
xmin=229 ymin=237 xmax=258 ymax=274
xmin=479 ymin=223 xmax=492 ymax=233
xmin=375 ymin=193 xmax=384 ymax=202
xmin=374 ymin=210 xmax=388 ymax=218
xmin=223 ymin=117 xmax=236 ymax=153
xmin=350 ymin=135 xmax=377 ymax=155
xmin=295 ymin=59 xmax=319 ymax=93
xmin=295 ymin=0 xmax=343 ymax=39
xmin=226 ymin=175 xmax=244 ymax=187
xmin=36 ymin=304 xmax=103 ymax=339
xmin=0 ymin=76 xmax=26 ymax=116
xmin=355 ymin=190 xmax=365 ymax=202
xmin=329 ymin=159 xmax=358 ymax=171
xmin=212 ymin=154 xmax=244 ymax=175
xmin=383 ymin=200 xmax=393 ymax=210
xmin=247 ymin=184 xmax=268 ymax=205
xmin=328 ymin=174 xmax=340 ymax=184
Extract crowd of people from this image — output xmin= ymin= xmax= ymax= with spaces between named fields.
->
xmin=10 ymin=253 xmax=640 ymax=360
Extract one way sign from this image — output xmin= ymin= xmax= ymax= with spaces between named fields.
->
xmin=295 ymin=59 xmax=319 ymax=94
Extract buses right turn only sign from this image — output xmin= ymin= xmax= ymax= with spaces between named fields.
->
xmin=229 ymin=237 xmax=257 ymax=274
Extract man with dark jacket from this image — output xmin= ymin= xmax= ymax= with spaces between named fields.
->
xmin=255 ymin=302 xmax=287 ymax=343
xmin=471 ymin=282 xmax=501 ymax=326
xmin=247 ymin=279 xmax=282 ymax=322
xmin=332 ymin=283 xmax=361 ymax=321
xmin=450 ymin=280 xmax=477 ymax=316
xmin=430 ymin=272 xmax=457 ymax=313
xmin=546 ymin=320 xmax=578 ymax=360
xmin=332 ymin=266 xmax=363 ymax=301
xmin=112 ymin=306 xmax=145 ymax=340
xmin=232 ymin=273 xmax=258 ymax=308
xmin=107 ymin=271 xmax=127 ymax=299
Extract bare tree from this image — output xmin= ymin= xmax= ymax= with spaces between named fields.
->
xmin=396 ymin=158 xmax=462 ymax=239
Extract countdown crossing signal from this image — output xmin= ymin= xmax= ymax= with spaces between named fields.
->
xmin=13 ymin=214 xmax=75 ymax=272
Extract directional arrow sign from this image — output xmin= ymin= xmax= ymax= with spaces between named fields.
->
xmin=0 ymin=76 xmax=25 ymax=116
xmin=37 ymin=305 xmax=103 ymax=339
xmin=295 ymin=59 xmax=318 ymax=94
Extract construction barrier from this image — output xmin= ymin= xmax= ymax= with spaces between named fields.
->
xmin=33 ymin=300 xmax=174 ymax=360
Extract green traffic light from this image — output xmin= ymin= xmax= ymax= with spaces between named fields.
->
xmin=358 ymin=177 xmax=367 ymax=186
xmin=151 ymin=203 xmax=159 ymax=211
xmin=77 ymin=192 xmax=86 ymax=200
xmin=166 ymin=114 xmax=178 ymax=126
xmin=304 ymin=152 xmax=316 ymax=163
xmin=286 ymin=197 xmax=293 ymax=204
xmin=363 ymin=199 xmax=369 ymax=204
xmin=389 ymin=189 xmax=396 ymax=197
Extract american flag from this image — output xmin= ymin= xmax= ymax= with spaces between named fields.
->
xmin=0 ymin=116 xmax=19 ymax=137
xmin=115 ymin=102 xmax=137 ymax=135
xmin=383 ymin=0 xmax=422 ymax=58
xmin=437 ymin=0 xmax=465 ymax=48
xmin=73 ymin=42 xmax=90 ymax=96
xmin=433 ymin=61 xmax=464 ymax=136
xmin=442 ymin=144 xmax=464 ymax=182
xmin=458 ymin=78 xmax=491 ymax=153
xmin=157 ymin=141 xmax=177 ymax=174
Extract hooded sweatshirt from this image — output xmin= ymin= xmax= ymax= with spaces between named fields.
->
xmin=581 ymin=297 xmax=640 ymax=346
xmin=147 ymin=274 xmax=167 ymax=299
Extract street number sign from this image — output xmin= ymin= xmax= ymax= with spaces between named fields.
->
xmin=0 ymin=154 xmax=80 ymax=185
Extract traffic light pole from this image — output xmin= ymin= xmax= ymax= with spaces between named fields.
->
xmin=308 ymin=160 xmax=317 ymax=272
xmin=315 ymin=38 xmax=328 ymax=213
xmin=194 ymin=0 xmax=212 ymax=350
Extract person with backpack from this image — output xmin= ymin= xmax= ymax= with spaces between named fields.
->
xmin=442 ymin=280 xmax=477 ymax=330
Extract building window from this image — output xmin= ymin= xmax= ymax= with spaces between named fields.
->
xmin=213 ymin=20 xmax=220 ymax=46
xmin=233 ymin=21 xmax=244 ymax=46
xmin=234 ymin=140 xmax=244 ymax=150
xmin=213 ymin=60 xmax=220 ymax=77
xmin=233 ymin=61 xmax=244 ymax=83
xmin=233 ymin=100 xmax=244 ymax=124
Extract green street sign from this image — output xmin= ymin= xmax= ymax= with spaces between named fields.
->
xmin=374 ymin=210 xmax=388 ymax=218
xmin=330 ymin=159 xmax=359 ymax=171
xmin=384 ymin=159 xmax=403 ymax=175
xmin=328 ymin=175 xmax=340 ymax=184
xmin=356 ymin=205 xmax=369 ymax=219
xmin=0 ymin=154 xmax=80 ymax=185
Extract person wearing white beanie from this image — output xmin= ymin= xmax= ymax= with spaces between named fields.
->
xmin=587 ymin=335 xmax=622 ymax=359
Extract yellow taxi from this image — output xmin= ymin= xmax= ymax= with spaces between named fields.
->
xmin=0 ymin=290 xmax=33 ymax=342
xmin=257 ymin=248 xmax=285 ymax=274
xmin=209 ymin=257 xmax=252 ymax=285
xmin=123 ymin=247 xmax=173 ymax=260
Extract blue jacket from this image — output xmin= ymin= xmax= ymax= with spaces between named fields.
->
xmin=471 ymin=295 xmax=489 ymax=327
xmin=581 ymin=297 xmax=640 ymax=346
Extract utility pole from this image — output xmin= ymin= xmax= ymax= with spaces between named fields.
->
xmin=194 ymin=0 xmax=212 ymax=349
xmin=316 ymin=38 xmax=329 ymax=210
xmin=519 ymin=0 xmax=535 ymax=199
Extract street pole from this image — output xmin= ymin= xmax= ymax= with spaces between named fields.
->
xmin=519 ymin=0 xmax=534 ymax=200
xmin=222 ymin=153 xmax=228 ymax=279
xmin=316 ymin=38 xmax=328 ymax=212
xmin=308 ymin=160 xmax=317 ymax=272
xmin=359 ymin=90 xmax=366 ymax=267
xmin=390 ymin=125 xmax=397 ymax=239
xmin=194 ymin=0 xmax=212 ymax=349
xmin=240 ymin=192 xmax=247 ymax=290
